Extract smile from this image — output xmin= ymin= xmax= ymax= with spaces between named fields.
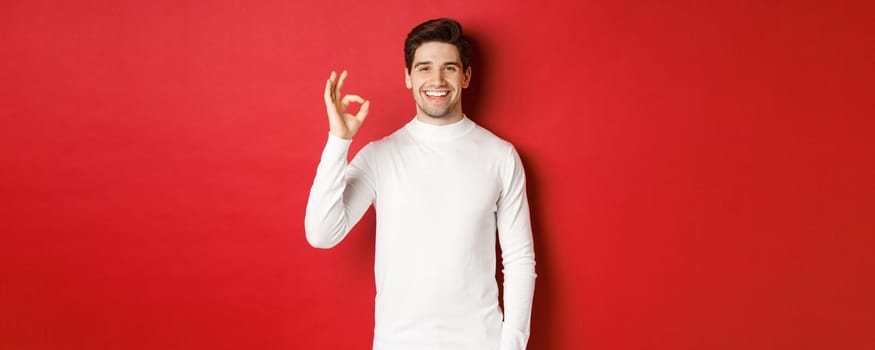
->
xmin=422 ymin=89 xmax=451 ymax=103
xmin=424 ymin=90 xmax=449 ymax=97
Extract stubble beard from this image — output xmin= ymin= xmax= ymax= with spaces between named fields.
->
xmin=416 ymin=91 xmax=459 ymax=119
xmin=419 ymin=102 xmax=452 ymax=119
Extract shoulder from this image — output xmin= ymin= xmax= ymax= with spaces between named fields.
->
xmin=469 ymin=122 xmax=519 ymax=160
xmin=352 ymin=125 xmax=410 ymax=162
xmin=466 ymin=124 xmax=529 ymax=193
xmin=364 ymin=127 xmax=406 ymax=152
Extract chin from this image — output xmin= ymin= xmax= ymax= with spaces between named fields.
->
xmin=426 ymin=112 xmax=451 ymax=118
xmin=418 ymin=103 xmax=457 ymax=119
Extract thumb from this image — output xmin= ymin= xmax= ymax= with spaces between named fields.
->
xmin=355 ymin=100 xmax=370 ymax=123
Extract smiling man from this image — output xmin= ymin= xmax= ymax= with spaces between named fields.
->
xmin=406 ymin=40 xmax=468 ymax=121
xmin=304 ymin=18 xmax=537 ymax=350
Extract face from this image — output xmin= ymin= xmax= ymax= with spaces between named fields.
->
xmin=405 ymin=41 xmax=472 ymax=121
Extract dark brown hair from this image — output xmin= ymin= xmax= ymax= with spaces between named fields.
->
xmin=404 ymin=18 xmax=471 ymax=73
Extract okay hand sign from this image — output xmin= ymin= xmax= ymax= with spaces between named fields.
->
xmin=323 ymin=70 xmax=370 ymax=139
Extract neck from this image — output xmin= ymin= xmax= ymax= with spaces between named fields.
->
xmin=406 ymin=112 xmax=474 ymax=141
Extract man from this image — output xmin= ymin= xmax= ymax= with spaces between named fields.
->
xmin=304 ymin=18 xmax=537 ymax=350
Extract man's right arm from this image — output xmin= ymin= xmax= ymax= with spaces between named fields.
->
xmin=303 ymin=133 xmax=375 ymax=248
xmin=304 ymin=70 xmax=373 ymax=249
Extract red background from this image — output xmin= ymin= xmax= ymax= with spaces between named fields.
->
xmin=2 ymin=0 xmax=873 ymax=349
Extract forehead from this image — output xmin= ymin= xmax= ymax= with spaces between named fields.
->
xmin=413 ymin=41 xmax=461 ymax=63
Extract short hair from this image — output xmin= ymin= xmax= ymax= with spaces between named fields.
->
xmin=404 ymin=18 xmax=471 ymax=73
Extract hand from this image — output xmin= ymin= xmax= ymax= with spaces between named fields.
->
xmin=323 ymin=70 xmax=370 ymax=139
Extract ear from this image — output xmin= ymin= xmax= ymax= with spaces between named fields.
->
xmin=462 ymin=66 xmax=472 ymax=89
xmin=404 ymin=67 xmax=412 ymax=89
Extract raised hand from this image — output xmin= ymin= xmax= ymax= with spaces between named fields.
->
xmin=323 ymin=70 xmax=370 ymax=139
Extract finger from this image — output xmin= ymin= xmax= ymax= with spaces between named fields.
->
xmin=341 ymin=94 xmax=364 ymax=107
xmin=355 ymin=100 xmax=370 ymax=122
xmin=324 ymin=76 xmax=333 ymax=103
xmin=328 ymin=71 xmax=337 ymax=99
xmin=335 ymin=70 xmax=348 ymax=100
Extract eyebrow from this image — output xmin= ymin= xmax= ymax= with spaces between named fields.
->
xmin=413 ymin=61 xmax=461 ymax=68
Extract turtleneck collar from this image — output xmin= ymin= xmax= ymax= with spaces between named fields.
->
xmin=405 ymin=114 xmax=476 ymax=141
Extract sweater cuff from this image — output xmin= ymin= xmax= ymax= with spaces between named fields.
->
xmin=499 ymin=322 xmax=529 ymax=350
xmin=321 ymin=132 xmax=353 ymax=161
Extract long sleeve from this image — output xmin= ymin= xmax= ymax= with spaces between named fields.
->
xmin=304 ymin=132 xmax=376 ymax=249
xmin=496 ymin=145 xmax=538 ymax=350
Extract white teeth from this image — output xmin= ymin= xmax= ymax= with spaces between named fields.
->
xmin=425 ymin=91 xmax=448 ymax=97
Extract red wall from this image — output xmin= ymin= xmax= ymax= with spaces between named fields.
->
xmin=2 ymin=1 xmax=873 ymax=349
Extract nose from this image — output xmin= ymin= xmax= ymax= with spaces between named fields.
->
xmin=430 ymin=69 xmax=447 ymax=85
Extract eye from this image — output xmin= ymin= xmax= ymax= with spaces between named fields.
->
xmin=445 ymin=66 xmax=457 ymax=72
xmin=418 ymin=66 xmax=430 ymax=72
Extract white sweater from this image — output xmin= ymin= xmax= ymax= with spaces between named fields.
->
xmin=304 ymin=115 xmax=537 ymax=350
